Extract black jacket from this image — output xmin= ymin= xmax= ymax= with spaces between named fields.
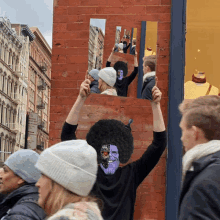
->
xmin=90 ymin=80 xmax=100 ymax=94
xmin=61 ymin=122 xmax=167 ymax=220
xmin=130 ymin=46 xmax=136 ymax=55
xmin=0 ymin=184 xmax=46 ymax=220
xmin=179 ymin=150 xmax=220 ymax=220
xmin=141 ymin=76 xmax=156 ymax=100
xmin=106 ymin=61 xmax=138 ymax=97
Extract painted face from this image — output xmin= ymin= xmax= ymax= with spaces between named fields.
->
xmin=118 ymin=70 xmax=123 ymax=80
xmin=0 ymin=166 xmax=24 ymax=194
xmin=35 ymin=174 xmax=53 ymax=208
xmin=100 ymin=144 xmax=120 ymax=175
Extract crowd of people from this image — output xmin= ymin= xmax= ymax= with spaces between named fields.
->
xmin=88 ymin=43 xmax=156 ymax=99
xmin=0 ymin=49 xmax=220 ymax=220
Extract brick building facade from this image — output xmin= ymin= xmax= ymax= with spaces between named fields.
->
xmin=51 ymin=0 xmax=171 ymax=219
xmin=0 ymin=18 xmax=34 ymax=164
xmin=28 ymin=27 xmax=51 ymax=150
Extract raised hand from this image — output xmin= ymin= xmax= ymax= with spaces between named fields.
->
xmin=151 ymin=83 xmax=162 ymax=103
xmin=79 ymin=79 xmax=91 ymax=98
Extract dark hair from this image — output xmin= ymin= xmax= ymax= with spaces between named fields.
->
xmin=86 ymin=119 xmax=134 ymax=163
xmin=144 ymin=60 xmax=156 ymax=72
xmin=113 ymin=61 xmax=128 ymax=77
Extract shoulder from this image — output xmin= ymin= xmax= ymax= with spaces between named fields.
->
xmin=47 ymin=202 xmax=102 ymax=220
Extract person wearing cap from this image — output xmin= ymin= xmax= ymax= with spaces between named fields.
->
xmin=142 ymin=55 xmax=157 ymax=100
xmin=60 ymin=78 xmax=167 ymax=220
xmin=0 ymin=150 xmax=46 ymax=220
xmin=35 ymin=140 xmax=103 ymax=220
xmin=106 ymin=46 xmax=139 ymax=97
xmin=87 ymin=69 xmax=101 ymax=94
xmin=98 ymin=67 xmax=117 ymax=96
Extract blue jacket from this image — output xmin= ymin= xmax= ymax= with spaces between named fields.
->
xmin=0 ymin=184 xmax=46 ymax=220
xmin=90 ymin=80 xmax=100 ymax=94
xmin=179 ymin=150 xmax=220 ymax=220
xmin=141 ymin=76 xmax=155 ymax=100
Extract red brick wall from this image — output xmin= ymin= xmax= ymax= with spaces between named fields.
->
xmin=51 ymin=0 xmax=171 ymax=219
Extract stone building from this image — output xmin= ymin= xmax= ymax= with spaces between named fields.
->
xmin=0 ymin=17 xmax=34 ymax=163
xmin=94 ymin=27 xmax=104 ymax=70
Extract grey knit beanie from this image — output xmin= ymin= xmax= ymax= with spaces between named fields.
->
xmin=35 ymin=140 xmax=98 ymax=197
xmin=4 ymin=149 xmax=41 ymax=183
xmin=89 ymin=69 xmax=99 ymax=81
xmin=98 ymin=67 xmax=116 ymax=87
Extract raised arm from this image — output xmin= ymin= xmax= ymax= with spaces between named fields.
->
xmin=61 ymin=79 xmax=91 ymax=141
xmin=107 ymin=46 xmax=115 ymax=65
xmin=132 ymin=85 xmax=167 ymax=187
xmin=127 ymin=51 xmax=139 ymax=85
xmin=150 ymin=84 xmax=166 ymax=132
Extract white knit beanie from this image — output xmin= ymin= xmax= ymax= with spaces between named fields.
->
xmin=118 ymin=43 xmax=123 ymax=50
xmin=98 ymin=67 xmax=116 ymax=87
xmin=35 ymin=140 xmax=98 ymax=197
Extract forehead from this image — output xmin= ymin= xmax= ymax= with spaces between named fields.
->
xmin=110 ymin=145 xmax=118 ymax=151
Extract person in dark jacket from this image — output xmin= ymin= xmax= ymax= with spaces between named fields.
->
xmin=60 ymin=78 xmax=167 ymax=220
xmin=106 ymin=47 xmax=138 ymax=97
xmin=0 ymin=150 xmax=46 ymax=220
xmin=178 ymin=95 xmax=220 ymax=219
xmin=130 ymin=39 xmax=136 ymax=55
xmin=87 ymin=69 xmax=101 ymax=94
xmin=141 ymin=55 xmax=156 ymax=100
xmin=121 ymin=36 xmax=131 ymax=53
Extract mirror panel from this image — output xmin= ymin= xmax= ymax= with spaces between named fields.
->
xmin=88 ymin=18 xmax=106 ymax=72
xmin=88 ymin=19 xmax=158 ymax=99
xmin=184 ymin=1 xmax=220 ymax=99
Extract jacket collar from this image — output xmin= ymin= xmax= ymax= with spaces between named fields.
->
xmin=143 ymin=71 xmax=156 ymax=82
xmin=179 ymin=150 xmax=220 ymax=209
xmin=1 ymin=183 xmax=38 ymax=205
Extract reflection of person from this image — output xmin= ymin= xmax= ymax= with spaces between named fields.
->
xmin=184 ymin=72 xmax=220 ymax=99
xmin=0 ymin=150 xmax=46 ymax=220
xmin=118 ymin=43 xmax=124 ymax=53
xmin=141 ymin=55 xmax=156 ymax=100
xmin=61 ymin=79 xmax=167 ymax=220
xmin=98 ymin=67 xmax=117 ymax=96
xmin=35 ymin=140 xmax=103 ymax=220
xmin=121 ymin=36 xmax=131 ymax=53
xmin=130 ymin=39 xmax=136 ymax=55
xmin=87 ymin=69 xmax=101 ymax=94
xmin=106 ymin=47 xmax=138 ymax=97
xmin=178 ymin=96 xmax=220 ymax=219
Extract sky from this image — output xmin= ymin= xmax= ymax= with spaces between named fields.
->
xmin=0 ymin=0 xmax=53 ymax=48
xmin=90 ymin=18 xmax=106 ymax=35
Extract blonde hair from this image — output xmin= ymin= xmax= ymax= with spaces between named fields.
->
xmin=179 ymin=96 xmax=220 ymax=140
xmin=43 ymin=178 xmax=102 ymax=216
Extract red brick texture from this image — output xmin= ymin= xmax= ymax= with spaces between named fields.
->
xmin=51 ymin=1 xmax=171 ymax=219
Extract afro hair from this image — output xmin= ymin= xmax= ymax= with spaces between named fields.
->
xmin=113 ymin=61 xmax=128 ymax=78
xmin=86 ymin=119 xmax=134 ymax=164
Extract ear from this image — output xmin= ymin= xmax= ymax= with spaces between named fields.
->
xmin=192 ymin=126 xmax=204 ymax=141
xmin=17 ymin=178 xmax=25 ymax=185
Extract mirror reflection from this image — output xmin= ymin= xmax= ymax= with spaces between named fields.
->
xmin=88 ymin=19 xmax=158 ymax=100
xmin=88 ymin=18 xmax=106 ymax=72
xmin=141 ymin=21 xmax=158 ymax=100
xmin=184 ymin=0 xmax=220 ymax=100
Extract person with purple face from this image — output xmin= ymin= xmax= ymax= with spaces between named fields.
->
xmin=61 ymin=78 xmax=167 ymax=220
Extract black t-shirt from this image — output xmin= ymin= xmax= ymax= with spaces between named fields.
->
xmin=61 ymin=122 xmax=167 ymax=220
xmin=106 ymin=61 xmax=138 ymax=97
